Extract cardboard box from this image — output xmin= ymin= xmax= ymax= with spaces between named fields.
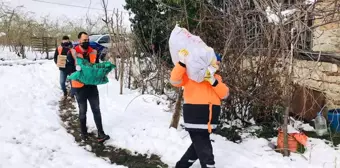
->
xmin=57 ymin=55 xmax=67 ymax=68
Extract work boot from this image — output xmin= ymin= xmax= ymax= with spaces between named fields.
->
xmin=97 ymin=133 xmax=110 ymax=143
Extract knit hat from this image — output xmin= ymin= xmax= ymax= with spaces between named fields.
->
xmin=215 ymin=53 xmax=221 ymax=62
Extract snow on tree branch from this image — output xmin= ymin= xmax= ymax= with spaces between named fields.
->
xmin=265 ymin=6 xmax=297 ymax=25
xmin=305 ymin=0 xmax=317 ymax=5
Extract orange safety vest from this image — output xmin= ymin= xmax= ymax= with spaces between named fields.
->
xmin=170 ymin=62 xmax=229 ymax=133
xmin=57 ymin=46 xmax=63 ymax=55
xmin=70 ymin=46 xmax=97 ymax=88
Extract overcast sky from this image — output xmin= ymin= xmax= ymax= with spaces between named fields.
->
xmin=6 ymin=0 xmax=131 ymax=28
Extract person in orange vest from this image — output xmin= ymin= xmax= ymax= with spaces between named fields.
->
xmin=67 ymin=32 xmax=110 ymax=143
xmin=171 ymin=52 xmax=229 ymax=168
xmin=53 ymin=36 xmax=74 ymax=97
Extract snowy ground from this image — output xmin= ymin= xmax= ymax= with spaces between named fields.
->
xmin=0 ymin=46 xmax=54 ymax=61
xmin=1 ymin=49 xmax=340 ymax=167
xmin=0 ymin=60 xmax=124 ymax=168
xmin=94 ymin=77 xmax=340 ymax=168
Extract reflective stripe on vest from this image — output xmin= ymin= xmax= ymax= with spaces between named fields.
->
xmin=70 ymin=47 xmax=97 ymax=88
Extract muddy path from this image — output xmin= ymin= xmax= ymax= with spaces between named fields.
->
xmin=58 ymin=97 xmax=168 ymax=168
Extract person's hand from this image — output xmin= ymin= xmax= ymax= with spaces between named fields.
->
xmin=210 ymin=55 xmax=219 ymax=71
xmin=178 ymin=49 xmax=189 ymax=64
xmin=76 ymin=65 xmax=81 ymax=71
xmin=204 ymin=66 xmax=217 ymax=85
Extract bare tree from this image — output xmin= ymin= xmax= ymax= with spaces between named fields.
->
xmin=101 ymin=0 xmax=118 ymax=80
xmin=101 ymin=0 xmax=133 ymax=94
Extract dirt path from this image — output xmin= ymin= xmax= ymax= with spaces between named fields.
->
xmin=58 ymin=97 xmax=168 ymax=168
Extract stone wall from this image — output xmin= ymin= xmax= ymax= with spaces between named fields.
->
xmin=293 ymin=60 xmax=340 ymax=109
xmin=312 ymin=0 xmax=340 ymax=53
xmin=305 ymin=0 xmax=340 ymax=109
xmin=241 ymin=57 xmax=340 ymax=109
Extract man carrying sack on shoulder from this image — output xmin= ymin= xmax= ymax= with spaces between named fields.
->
xmin=54 ymin=35 xmax=74 ymax=97
xmin=67 ymin=32 xmax=110 ymax=143
xmin=170 ymin=52 xmax=230 ymax=168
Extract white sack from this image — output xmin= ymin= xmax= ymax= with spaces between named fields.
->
xmin=169 ymin=24 xmax=217 ymax=83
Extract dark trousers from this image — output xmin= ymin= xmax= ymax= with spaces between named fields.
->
xmin=75 ymin=85 xmax=104 ymax=136
xmin=175 ymin=131 xmax=215 ymax=168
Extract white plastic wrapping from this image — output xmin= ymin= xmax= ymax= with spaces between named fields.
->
xmin=169 ymin=24 xmax=217 ymax=83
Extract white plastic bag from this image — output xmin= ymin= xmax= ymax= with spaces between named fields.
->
xmin=169 ymin=24 xmax=217 ymax=83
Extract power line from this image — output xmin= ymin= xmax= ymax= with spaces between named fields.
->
xmin=31 ymin=0 xmax=125 ymax=12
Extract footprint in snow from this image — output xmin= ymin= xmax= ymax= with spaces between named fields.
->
xmin=47 ymin=100 xmax=58 ymax=106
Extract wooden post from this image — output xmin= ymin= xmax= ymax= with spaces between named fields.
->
xmin=170 ymin=88 xmax=184 ymax=129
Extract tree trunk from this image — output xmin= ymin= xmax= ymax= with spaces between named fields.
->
xmin=119 ymin=57 xmax=124 ymax=95
xmin=283 ymin=105 xmax=290 ymax=156
xmin=114 ymin=54 xmax=118 ymax=81
xmin=170 ymin=88 xmax=183 ymax=129
xmin=156 ymin=56 xmax=160 ymax=93
xmin=128 ymin=57 xmax=132 ymax=89
xmin=283 ymin=28 xmax=296 ymax=157
xmin=183 ymin=0 xmax=189 ymax=31
xmin=142 ymin=84 xmax=146 ymax=94
xmin=20 ymin=44 xmax=25 ymax=59
xmin=160 ymin=61 xmax=165 ymax=94
xmin=45 ymin=49 xmax=49 ymax=59
xmin=115 ymin=8 xmax=121 ymax=82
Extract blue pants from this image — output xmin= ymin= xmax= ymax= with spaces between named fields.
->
xmin=60 ymin=70 xmax=67 ymax=93
xmin=60 ymin=70 xmax=75 ymax=96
